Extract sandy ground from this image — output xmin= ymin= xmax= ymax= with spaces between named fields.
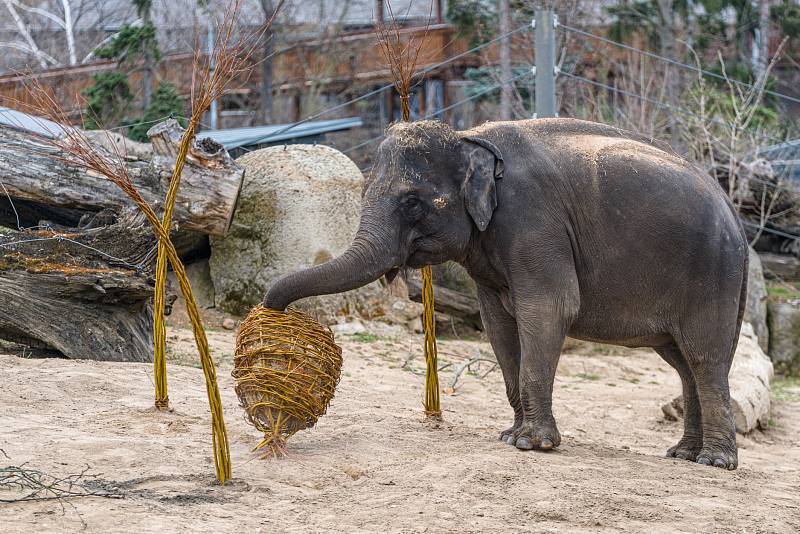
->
xmin=1 ymin=324 xmax=799 ymax=534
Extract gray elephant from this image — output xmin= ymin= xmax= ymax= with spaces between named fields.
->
xmin=265 ymin=119 xmax=748 ymax=470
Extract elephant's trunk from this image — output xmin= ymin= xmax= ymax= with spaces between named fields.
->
xmin=263 ymin=217 xmax=398 ymax=311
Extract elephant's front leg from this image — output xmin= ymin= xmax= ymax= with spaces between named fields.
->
xmin=512 ymin=300 xmax=573 ymax=451
xmin=476 ymin=285 xmax=523 ymax=443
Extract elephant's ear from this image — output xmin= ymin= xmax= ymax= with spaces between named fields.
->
xmin=460 ymin=136 xmax=504 ymax=231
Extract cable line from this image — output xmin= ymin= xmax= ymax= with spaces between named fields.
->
xmin=255 ymin=24 xmax=532 ymax=143
xmin=344 ymin=70 xmax=533 ymax=155
xmin=559 ymin=23 xmax=800 ymax=106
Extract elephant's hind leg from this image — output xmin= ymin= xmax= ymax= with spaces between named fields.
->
xmin=675 ymin=330 xmax=738 ymax=470
xmin=655 ymin=346 xmax=703 ymax=461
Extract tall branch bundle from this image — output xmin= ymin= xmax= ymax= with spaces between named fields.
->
xmin=376 ymin=1 xmax=441 ymax=419
xmin=153 ymin=0 xmax=285 ymax=412
xmin=10 ymin=77 xmax=231 ymax=482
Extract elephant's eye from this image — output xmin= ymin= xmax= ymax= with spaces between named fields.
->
xmin=402 ymin=195 xmax=424 ymax=219
xmin=405 ymin=196 xmax=420 ymax=208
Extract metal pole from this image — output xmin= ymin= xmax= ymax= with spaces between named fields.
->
xmin=534 ymin=9 xmax=557 ymax=118
xmin=207 ymin=13 xmax=218 ymax=130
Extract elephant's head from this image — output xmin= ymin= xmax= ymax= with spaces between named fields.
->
xmin=263 ymin=120 xmax=504 ymax=310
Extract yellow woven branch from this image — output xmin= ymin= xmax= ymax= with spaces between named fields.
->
xmin=421 ymin=265 xmax=441 ymax=418
xmin=145 ymin=118 xmax=231 ymax=484
xmin=153 ymin=118 xmax=199 ymax=411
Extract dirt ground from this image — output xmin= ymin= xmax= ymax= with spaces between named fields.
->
xmin=1 ymin=322 xmax=799 ymax=533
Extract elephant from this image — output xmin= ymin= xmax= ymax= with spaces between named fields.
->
xmin=264 ymin=118 xmax=748 ymax=470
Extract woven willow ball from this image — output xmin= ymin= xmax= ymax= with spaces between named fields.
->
xmin=233 ymin=305 xmax=343 ymax=457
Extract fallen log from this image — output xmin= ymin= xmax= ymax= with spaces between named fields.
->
xmin=0 ymin=209 xmax=163 ymax=362
xmin=0 ymin=120 xmax=243 ymax=236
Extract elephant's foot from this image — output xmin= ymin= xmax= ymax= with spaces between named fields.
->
xmin=509 ymin=419 xmax=561 ymax=451
xmin=666 ymin=435 xmax=703 ymax=461
xmin=499 ymin=416 xmax=523 ymax=444
xmin=499 ymin=426 xmax=519 ymax=444
xmin=696 ymin=441 xmax=738 ymax=470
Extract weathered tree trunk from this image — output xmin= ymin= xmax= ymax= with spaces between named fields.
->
xmin=0 ymin=120 xmax=244 ymax=236
xmin=0 ymin=209 xmax=163 ymax=362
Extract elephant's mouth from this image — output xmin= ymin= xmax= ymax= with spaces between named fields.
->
xmin=384 ymin=266 xmax=400 ymax=283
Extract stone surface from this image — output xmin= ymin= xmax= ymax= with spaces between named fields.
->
xmin=663 ymin=322 xmax=773 ymax=434
xmin=209 ymin=144 xmax=364 ymax=315
xmin=222 ymin=318 xmax=237 ymax=331
xmin=330 ymin=321 xmax=367 ymax=335
xmin=168 ymin=259 xmax=215 ymax=310
xmin=759 ymin=252 xmax=800 ymax=281
xmin=768 ymin=299 xmax=800 ymax=375
xmin=745 ymin=248 xmax=769 ymax=353
xmin=728 ymin=322 xmax=774 ymax=433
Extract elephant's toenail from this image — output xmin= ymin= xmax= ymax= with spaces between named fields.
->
xmin=713 ymin=459 xmax=727 ymax=468
xmin=697 ymin=457 xmax=711 ymax=466
xmin=540 ymin=438 xmax=553 ymax=449
xmin=515 ymin=437 xmax=533 ymax=450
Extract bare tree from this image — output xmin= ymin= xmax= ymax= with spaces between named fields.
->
xmin=1 ymin=0 xmax=79 ymax=67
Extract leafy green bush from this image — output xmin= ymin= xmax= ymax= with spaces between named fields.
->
xmin=83 ymin=72 xmax=134 ymax=130
xmin=127 ymin=83 xmax=186 ymax=142
xmin=94 ymin=23 xmax=160 ymax=65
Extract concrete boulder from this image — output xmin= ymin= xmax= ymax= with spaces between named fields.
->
xmin=768 ymin=299 xmax=800 ymax=375
xmin=209 ymin=144 xmax=363 ymax=316
xmin=745 ymin=248 xmax=769 ymax=353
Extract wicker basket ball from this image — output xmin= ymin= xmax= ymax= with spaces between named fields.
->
xmin=233 ymin=305 xmax=343 ymax=457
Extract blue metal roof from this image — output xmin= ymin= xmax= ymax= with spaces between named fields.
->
xmin=197 ymin=117 xmax=363 ymax=150
xmin=0 ymin=106 xmax=70 ymax=138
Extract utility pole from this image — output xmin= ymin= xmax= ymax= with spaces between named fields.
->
xmin=207 ymin=9 xmax=218 ymax=130
xmin=755 ymin=0 xmax=771 ymax=79
xmin=260 ymin=0 xmax=276 ymax=125
xmin=499 ymin=0 xmax=512 ymax=120
xmin=534 ymin=9 xmax=557 ymax=118
xmin=141 ymin=1 xmax=154 ymax=110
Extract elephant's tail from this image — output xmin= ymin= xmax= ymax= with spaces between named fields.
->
xmin=727 ymin=208 xmax=750 ymax=366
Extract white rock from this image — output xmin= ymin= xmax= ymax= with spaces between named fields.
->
xmin=209 ymin=144 xmax=363 ymax=315
xmin=331 ymin=321 xmax=366 ymax=335
xmin=729 ymin=322 xmax=774 ymax=433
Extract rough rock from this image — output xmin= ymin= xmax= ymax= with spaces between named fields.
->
xmin=728 ymin=323 xmax=774 ymax=432
xmin=222 ymin=318 xmax=237 ymax=331
xmin=662 ymin=322 xmax=773 ymax=433
xmin=167 ymin=259 xmax=216 ymax=310
xmin=209 ymin=144 xmax=363 ymax=316
xmin=330 ymin=321 xmax=367 ymax=335
xmin=745 ymin=248 xmax=769 ymax=353
xmin=768 ymin=299 xmax=800 ymax=375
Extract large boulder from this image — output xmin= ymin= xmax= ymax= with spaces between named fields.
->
xmin=209 ymin=145 xmax=363 ymax=316
xmin=745 ymin=248 xmax=769 ymax=353
xmin=768 ymin=299 xmax=800 ymax=375
xmin=728 ymin=322 xmax=774 ymax=432
xmin=663 ymin=322 xmax=773 ymax=433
